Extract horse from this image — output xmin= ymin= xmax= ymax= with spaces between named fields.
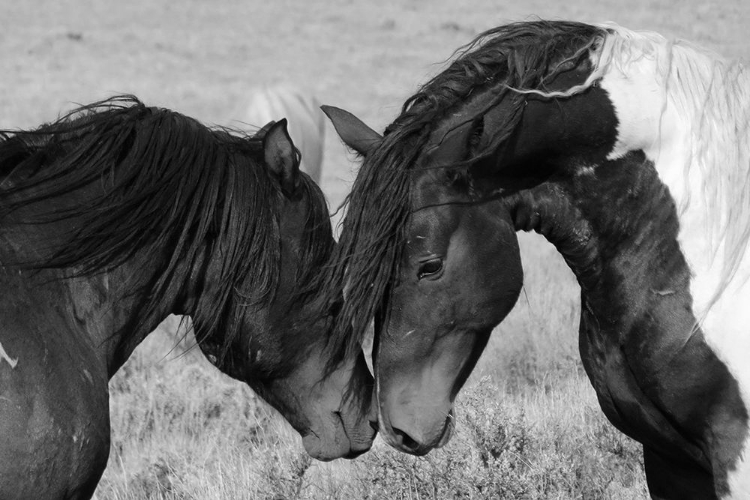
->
xmin=0 ymin=96 xmax=375 ymax=500
xmin=319 ymin=20 xmax=750 ymax=500
xmin=243 ymin=84 xmax=326 ymax=184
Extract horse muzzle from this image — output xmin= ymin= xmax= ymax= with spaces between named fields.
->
xmin=379 ymin=406 xmax=455 ymax=456
xmin=301 ymin=408 xmax=376 ymax=461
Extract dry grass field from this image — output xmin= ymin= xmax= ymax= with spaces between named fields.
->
xmin=2 ymin=1 xmax=749 ymax=498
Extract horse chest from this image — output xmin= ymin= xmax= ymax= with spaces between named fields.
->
xmin=579 ymin=295 xmax=750 ymax=479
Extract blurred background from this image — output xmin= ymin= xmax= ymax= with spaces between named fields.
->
xmin=3 ymin=1 xmax=747 ymax=498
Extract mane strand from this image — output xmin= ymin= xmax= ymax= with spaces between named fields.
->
xmin=0 ymin=96 xmax=296 ymax=362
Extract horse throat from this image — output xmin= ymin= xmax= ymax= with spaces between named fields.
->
xmin=507 ymin=179 xmax=602 ymax=293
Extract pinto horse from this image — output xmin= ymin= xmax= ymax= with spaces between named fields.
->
xmin=244 ymin=84 xmax=326 ymax=184
xmin=321 ymin=21 xmax=750 ymax=500
xmin=0 ymin=96 xmax=374 ymax=500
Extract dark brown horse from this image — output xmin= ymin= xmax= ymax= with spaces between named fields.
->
xmin=321 ymin=21 xmax=750 ymax=500
xmin=0 ymin=96 xmax=374 ymax=500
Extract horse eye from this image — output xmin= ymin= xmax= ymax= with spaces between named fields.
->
xmin=417 ymin=258 xmax=444 ymax=279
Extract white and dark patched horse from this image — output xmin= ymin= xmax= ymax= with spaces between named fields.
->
xmin=319 ymin=20 xmax=750 ymax=499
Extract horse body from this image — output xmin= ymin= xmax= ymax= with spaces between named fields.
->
xmin=244 ymin=84 xmax=325 ymax=183
xmin=322 ymin=21 xmax=749 ymax=499
xmin=0 ymin=97 xmax=374 ymax=499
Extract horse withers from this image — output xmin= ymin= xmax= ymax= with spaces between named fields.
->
xmin=322 ymin=21 xmax=750 ymax=500
xmin=0 ymin=96 xmax=374 ymax=500
xmin=244 ymin=83 xmax=326 ymax=184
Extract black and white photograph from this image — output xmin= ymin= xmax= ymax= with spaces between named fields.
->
xmin=1 ymin=1 xmax=749 ymax=498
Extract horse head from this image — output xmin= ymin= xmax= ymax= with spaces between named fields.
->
xmin=164 ymin=118 xmax=376 ymax=460
xmin=323 ymin=106 xmax=523 ymax=454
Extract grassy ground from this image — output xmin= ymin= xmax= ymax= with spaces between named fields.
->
xmin=3 ymin=1 xmax=748 ymax=498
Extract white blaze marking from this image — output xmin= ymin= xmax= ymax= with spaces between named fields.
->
xmin=0 ymin=341 xmax=18 ymax=369
xmin=600 ymin=36 xmax=750 ymax=497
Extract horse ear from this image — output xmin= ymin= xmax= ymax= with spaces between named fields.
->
xmin=263 ymin=119 xmax=300 ymax=196
xmin=256 ymin=119 xmax=276 ymax=137
xmin=321 ymin=105 xmax=382 ymax=156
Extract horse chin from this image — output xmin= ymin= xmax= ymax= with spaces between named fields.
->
xmin=301 ymin=410 xmax=375 ymax=461
xmin=293 ymin=356 xmax=377 ymax=461
xmin=301 ymin=430 xmax=347 ymax=462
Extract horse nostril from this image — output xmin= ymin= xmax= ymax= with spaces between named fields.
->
xmin=391 ymin=426 xmax=423 ymax=454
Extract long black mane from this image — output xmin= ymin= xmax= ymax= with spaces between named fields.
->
xmin=320 ymin=20 xmax=608 ymax=367
xmin=0 ymin=95 xmax=333 ymax=358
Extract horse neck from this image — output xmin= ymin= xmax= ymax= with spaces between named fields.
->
xmin=502 ymin=152 xmax=710 ymax=453
xmin=63 ymin=262 xmax=177 ymax=376
xmin=504 ymin=151 xmax=694 ymax=354
xmin=502 ymin=150 xmax=750 ymax=474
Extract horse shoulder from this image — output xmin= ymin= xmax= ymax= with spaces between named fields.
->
xmin=0 ymin=270 xmax=110 ymax=498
